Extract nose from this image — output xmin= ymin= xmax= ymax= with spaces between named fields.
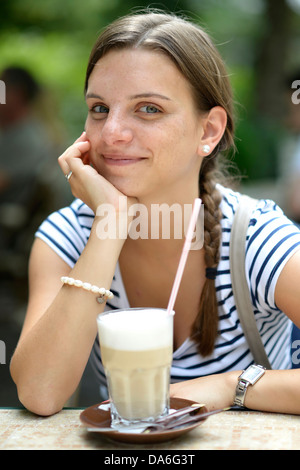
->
xmin=100 ymin=110 xmax=133 ymax=146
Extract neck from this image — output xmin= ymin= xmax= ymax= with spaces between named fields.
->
xmin=136 ymin=176 xmax=200 ymax=207
xmin=124 ymin=182 xmax=202 ymax=259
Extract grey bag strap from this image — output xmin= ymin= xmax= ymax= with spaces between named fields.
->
xmin=230 ymin=195 xmax=272 ymax=369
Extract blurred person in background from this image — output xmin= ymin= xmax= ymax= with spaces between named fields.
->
xmin=0 ymin=66 xmax=69 ymax=277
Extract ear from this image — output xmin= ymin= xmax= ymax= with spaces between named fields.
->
xmin=197 ymin=106 xmax=227 ymax=156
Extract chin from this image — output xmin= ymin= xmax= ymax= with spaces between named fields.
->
xmin=108 ymin=179 xmax=142 ymax=200
xmin=120 ymin=182 xmax=142 ymax=196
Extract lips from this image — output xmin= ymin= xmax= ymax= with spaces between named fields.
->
xmin=102 ymin=154 xmax=146 ymax=166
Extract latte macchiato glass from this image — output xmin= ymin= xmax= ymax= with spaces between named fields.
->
xmin=97 ymin=308 xmax=173 ymax=429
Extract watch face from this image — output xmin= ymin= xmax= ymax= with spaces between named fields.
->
xmin=241 ymin=365 xmax=265 ymax=384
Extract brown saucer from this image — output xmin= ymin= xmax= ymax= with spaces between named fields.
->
xmin=80 ymin=397 xmax=208 ymax=444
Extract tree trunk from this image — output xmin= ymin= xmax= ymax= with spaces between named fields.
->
xmin=255 ymin=0 xmax=293 ymax=120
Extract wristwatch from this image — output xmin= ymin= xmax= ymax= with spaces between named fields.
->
xmin=234 ymin=364 xmax=266 ymax=407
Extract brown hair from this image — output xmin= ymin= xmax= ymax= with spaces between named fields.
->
xmin=85 ymin=10 xmax=235 ymax=356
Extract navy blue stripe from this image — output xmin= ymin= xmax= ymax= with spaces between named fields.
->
xmin=110 ymin=289 xmax=120 ymax=298
xmin=216 ymin=283 xmax=231 ymax=292
xmin=173 ymin=335 xmax=244 ymax=370
xmin=47 ymin=219 xmax=81 ymax=257
xmin=105 ymin=301 xmax=118 ymax=309
xmin=264 ymin=240 xmax=300 ymax=304
xmin=171 ymin=348 xmax=251 ymax=380
xmin=216 ymin=331 xmax=244 ymax=349
xmin=59 ymin=210 xmax=87 ymax=246
xmin=263 ymin=318 xmax=290 ymax=361
xmin=248 ymin=221 xmax=289 ymax=278
xmin=219 ymin=304 xmax=236 ymax=321
xmin=37 ymin=229 xmax=77 ymax=264
xmin=218 ymin=289 xmax=234 ymax=307
xmin=253 ymin=233 xmax=299 ymax=305
xmin=81 ymin=225 xmax=93 ymax=232
xmin=222 ymin=193 xmax=237 ymax=213
xmin=78 ymin=213 xmax=95 ymax=220
xmin=258 ymin=310 xmax=282 ymax=336
xmin=77 ymin=201 xmax=87 ymax=211
xmin=218 ymin=319 xmax=240 ymax=336
xmin=217 ymin=269 xmax=230 ymax=275
xmin=249 ymin=217 xmax=256 ymax=228
xmin=172 ymin=350 xmax=229 ymax=370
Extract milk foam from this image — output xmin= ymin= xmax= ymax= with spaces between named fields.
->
xmin=97 ymin=308 xmax=173 ymax=351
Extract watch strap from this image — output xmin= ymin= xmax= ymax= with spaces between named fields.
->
xmin=233 ymin=364 xmax=266 ymax=407
xmin=234 ymin=380 xmax=249 ymax=407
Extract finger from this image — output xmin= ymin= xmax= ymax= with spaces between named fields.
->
xmin=64 ymin=157 xmax=100 ymax=203
xmin=73 ymin=141 xmax=90 ymax=156
xmin=74 ymin=131 xmax=87 ymax=143
xmin=67 ymin=155 xmax=85 ymax=172
xmin=58 ymin=140 xmax=90 ymax=175
xmin=62 ymin=157 xmax=86 ymax=186
xmin=74 ymin=132 xmax=90 ymax=165
xmin=68 ymin=155 xmax=98 ymax=177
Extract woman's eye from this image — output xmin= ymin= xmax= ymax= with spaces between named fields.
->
xmin=92 ymin=105 xmax=109 ymax=114
xmin=139 ymin=105 xmax=161 ymax=114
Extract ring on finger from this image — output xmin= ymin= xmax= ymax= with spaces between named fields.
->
xmin=65 ymin=171 xmax=73 ymax=181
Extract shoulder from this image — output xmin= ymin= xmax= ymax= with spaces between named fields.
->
xmin=41 ymin=198 xmax=94 ymax=232
xmin=217 ymin=183 xmax=294 ymax=232
xmin=35 ymin=199 xmax=94 ymax=268
xmin=217 ymin=184 xmax=300 ymax=309
xmin=217 ymin=183 xmax=300 ymax=261
xmin=60 ymin=198 xmax=94 ymax=220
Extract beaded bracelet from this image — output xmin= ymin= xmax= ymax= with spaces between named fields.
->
xmin=60 ymin=276 xmax=114 ymax=304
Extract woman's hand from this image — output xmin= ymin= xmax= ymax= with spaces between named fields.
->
xmin=170 ymin=371 xmax=239 ymax=411
xmin=58 ymin=132 xmax=137 ymax=215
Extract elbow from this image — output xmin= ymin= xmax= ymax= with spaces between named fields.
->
xmin=17 ymin=387 xmax=64 ymax=417
xmin=10 ymin=353 xmax=77 ymax=416
xmin=10 ymin=364 xmax=63 ymax=417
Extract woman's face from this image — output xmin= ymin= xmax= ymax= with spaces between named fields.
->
xmin=85 ymin=48 xmax=205 ymax=202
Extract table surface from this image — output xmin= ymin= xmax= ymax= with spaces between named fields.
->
xmin=1 ymin=407 xmax=300 ymax=450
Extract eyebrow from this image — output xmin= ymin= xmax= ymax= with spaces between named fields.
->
xmin=129 ymin=93 xmax=171 ymax=101
xmin=85 ymin=92 xmax=171 ymax=101
xmin=85 ymin=92 xmax=104 ymax=100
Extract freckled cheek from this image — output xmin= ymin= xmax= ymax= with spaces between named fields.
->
xmin=85 ymin=116 xmax=99 ymax=139
xmin=155 ymin=125 xmax=199 ymax=171
xmin=85 ymin=119 xmax=103 ymax=156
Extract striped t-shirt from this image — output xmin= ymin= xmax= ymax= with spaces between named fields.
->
xmin=36 ymin=184 xmax=300 ymax=391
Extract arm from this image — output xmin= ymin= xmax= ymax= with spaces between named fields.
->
xmin=10 ymin=134 xmax=134 ymax=416
xmin=170 ymin=369 xmax=300 ymax=414
xmin=171 ymin=249 xmax=300 ymax=415
xmin=10 ymin=221 xmax=124 ymax=416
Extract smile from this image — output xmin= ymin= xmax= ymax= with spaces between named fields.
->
xmin=102 ymin=155 xmax=146 ymax=166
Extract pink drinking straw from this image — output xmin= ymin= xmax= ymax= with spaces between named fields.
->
xmin=167 ymin=198 xmax=202 ymax=315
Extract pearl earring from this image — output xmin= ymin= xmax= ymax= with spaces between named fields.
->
xmin=203 ymin=145 xmax=211 ymax=154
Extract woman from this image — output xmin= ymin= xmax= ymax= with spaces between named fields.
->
xmin=10 ymin=11 xmax=300 ymax=416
